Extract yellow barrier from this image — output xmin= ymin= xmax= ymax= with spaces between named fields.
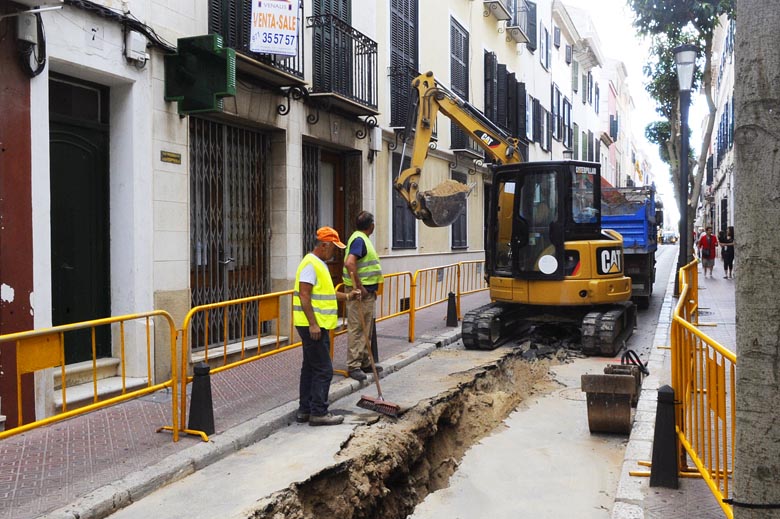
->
xmin=672 ymin=260 xmax=736 ymax=518
xmin=0 ymin=261 xmax=488 ymax=443
xmin=410 ymin=263 xmax=459 ymax=341
xmin=0 ymin=311 xmax=178 ymax=441
xmin=178 ymin=290 xmax=300 ymax=441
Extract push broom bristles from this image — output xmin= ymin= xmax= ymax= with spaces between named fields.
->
xmin=357 ymin=394 xmax=401 ymax=417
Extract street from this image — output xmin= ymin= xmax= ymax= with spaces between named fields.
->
xmin=409 ymin=245 xmax=679 ymax=518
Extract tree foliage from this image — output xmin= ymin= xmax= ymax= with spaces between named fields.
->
xmin=628 ymin=0 xmax=734 ymax=262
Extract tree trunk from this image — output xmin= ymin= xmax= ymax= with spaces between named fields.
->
xmin=733 ymin=2 xmax=780 ymax=517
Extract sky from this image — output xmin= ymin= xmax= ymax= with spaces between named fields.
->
xmin=561 ymin=0 xmax=689 ymax=226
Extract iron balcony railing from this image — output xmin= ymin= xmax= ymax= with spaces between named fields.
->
xmin=512 ymin=0 xmax=530 ymax=31
xmin=209 ymin=0 xmax=305 ymax=81
xmin=307 ymin=14 xmax=378 ymax=110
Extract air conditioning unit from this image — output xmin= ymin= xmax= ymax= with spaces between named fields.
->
xmin=13 ymin=0 xmax=63 ymax=7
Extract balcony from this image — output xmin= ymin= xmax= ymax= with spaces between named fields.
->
xmin=505 ymin=0 xmax=530 ymax=44
xmin=208 ymin=0 xmax=306 ymax=88
xmin=483 ymin=0 xmax=512 ymax=21
xmin=307 ymin=14 xmax=379 ymax=117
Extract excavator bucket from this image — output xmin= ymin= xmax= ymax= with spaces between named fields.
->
xmin=417 ymin=179 xmax=473 ymax=227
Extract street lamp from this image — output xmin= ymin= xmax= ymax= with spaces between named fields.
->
xmin=673 ymin=44 xmax=697 ymax=296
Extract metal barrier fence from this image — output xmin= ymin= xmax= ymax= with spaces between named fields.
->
xmin=0 ymin=261 xmax=488 ymax=442
xmin=0 ymin=311 xmax=178 ymax=441
xmin=672 ymin=260 xmax=736 ymax=519
xmin=178 ymin=290 xmax=299 ymax=441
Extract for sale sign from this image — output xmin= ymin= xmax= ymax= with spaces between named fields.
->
xmin=250 ymin=0 xmax=298 ymax=56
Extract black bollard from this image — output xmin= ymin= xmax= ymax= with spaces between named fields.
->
xmin=188 ymin=362 xmax=215 ymax=436
xmin=446 ymin=292 xmax=458 ymax=327
xmin=650 ymin=384 xmax=679 ymax=488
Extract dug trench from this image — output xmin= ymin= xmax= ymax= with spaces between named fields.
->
xmin=246 ymin=344 xmax=572 ymax=519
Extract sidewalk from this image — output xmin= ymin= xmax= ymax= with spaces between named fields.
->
xmin=0 ymin=291 xmax=490 ymax=519
xmin=613 ymin=257 xmax=736 ymax=519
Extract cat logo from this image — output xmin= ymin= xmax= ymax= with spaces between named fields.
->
xmin=473 ymin=130 xmax=500 ymax=148
xmin=597 ymin=247 xmax=623 ymax=275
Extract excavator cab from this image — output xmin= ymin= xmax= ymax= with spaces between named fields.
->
xmin=488 ymin=160 xmax=602 ymax=281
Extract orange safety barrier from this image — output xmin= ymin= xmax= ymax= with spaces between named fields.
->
xmin=672 ymin=260 xmax=736 ymax=519
xmin=177 ymin=290 xmax=300 ymax=441
xmin=0 ymin=261 xmax=488 ymax=444
xmin=0 ymin=311 xmax=178 ymax=441
xmin=410 ymin=263 xmax=459 ymax=342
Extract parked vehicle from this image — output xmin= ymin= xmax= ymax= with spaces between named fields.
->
xmin=602 ymin=186 xmax=660 ymax=309
xmin=393 ymin=71 xmax=635 ymax=356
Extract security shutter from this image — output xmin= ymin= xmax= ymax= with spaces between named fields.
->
xmin=190 ymin=118 xmax=271 ymax=349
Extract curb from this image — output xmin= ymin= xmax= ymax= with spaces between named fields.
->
xmin=611 ymin=265 xmax=678 ymax=518
xmin=46 ymin=329 xmax=463 ymax=519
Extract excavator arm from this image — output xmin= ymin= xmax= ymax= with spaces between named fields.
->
xmin=394 ymin=71 xmax=524 ymax=227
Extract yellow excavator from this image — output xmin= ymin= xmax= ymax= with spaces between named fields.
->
xmin=394 ymin=71 xmax=636 ymax=355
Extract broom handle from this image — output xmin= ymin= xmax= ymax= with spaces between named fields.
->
xmin=350 ymin=272 xmax=384 ymax=400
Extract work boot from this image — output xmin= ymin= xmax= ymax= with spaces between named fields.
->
xmin=295 ymin=411 xmax=310 ymax=423
xmin=348 ymin=369 xmax=367 ymax=381
xmin=361 ymin=364 xmax=383 ymax=374
xmin=309 ymin=413 xmax=344 ymax=426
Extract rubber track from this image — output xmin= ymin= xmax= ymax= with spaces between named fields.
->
xmin=581 ymin=302 xmax=637 ymax=356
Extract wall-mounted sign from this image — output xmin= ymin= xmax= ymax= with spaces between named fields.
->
xmin=250 ymin=0 xmax=298 ymax=57
xmin=161 ymin=151 xmax=182 ymax=164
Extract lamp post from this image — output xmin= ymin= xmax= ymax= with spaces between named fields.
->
xmin=673 ymin=44 xmax=697 ymax=296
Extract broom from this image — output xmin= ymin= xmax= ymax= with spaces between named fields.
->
xmin=349 ymin=273 xmax=401 ymax=417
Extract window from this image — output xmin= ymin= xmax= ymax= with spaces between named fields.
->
xmin=526 ymin=93 xmax=534 ymax=142
xmin=539 ymin=107 xmax=550 ymax=152
xmin=450 ymin=17 xmax=470 ymax=149
xmin=587 ymin=130 xmax=594 ymax=161
xmin=451 ymin=172 xmax=468 ymax=248
xmin=390 ymin=0 xmax=419 ymax=127
xmin=573 ymin=122 xmax=579 ymax=158
xmin=581 ymin=130 xmax=588 ymax=161
xmin=551 ymin=85 xmax=561 ymax=141
xmin=532 ymin=97 xmax=541 ymax=143
xmin=565 ymin=44 xmax=572 ymax=64
xmin=392 ymin=153 xmax=416 ymax=248
xmin=562 ymin=98 xmax=572 ymax=148
xmin=553 ymin=26 xmax=561 ymax=48
xmin=539 ymin=24 xmax=550 ymax=69
xmin=594 ymin=83 xmax=600 ymax=114
xmin=587 ymin=72 xmax=593 ymax=105
xmin=571 ymin=60 xmax=579 ymax=92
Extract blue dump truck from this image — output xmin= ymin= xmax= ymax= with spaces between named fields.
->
xmin=601 ymin=185 xmax=661 ymax=309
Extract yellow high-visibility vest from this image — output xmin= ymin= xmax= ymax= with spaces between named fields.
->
xmin=342 ymin=231 xmax=383 ymax=287
xmin=293 ymin=253 xmax=338 ymax=329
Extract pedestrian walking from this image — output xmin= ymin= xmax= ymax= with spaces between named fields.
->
xmin=343 ymin=211 xmax=384 ymax=381
xmin=698 ymin=226 xmax=719 ymax=278
xmin=721 ymin=226 xmax=735 ymax=279
xmin=294 ymin=226 xmax=361 ymax=426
